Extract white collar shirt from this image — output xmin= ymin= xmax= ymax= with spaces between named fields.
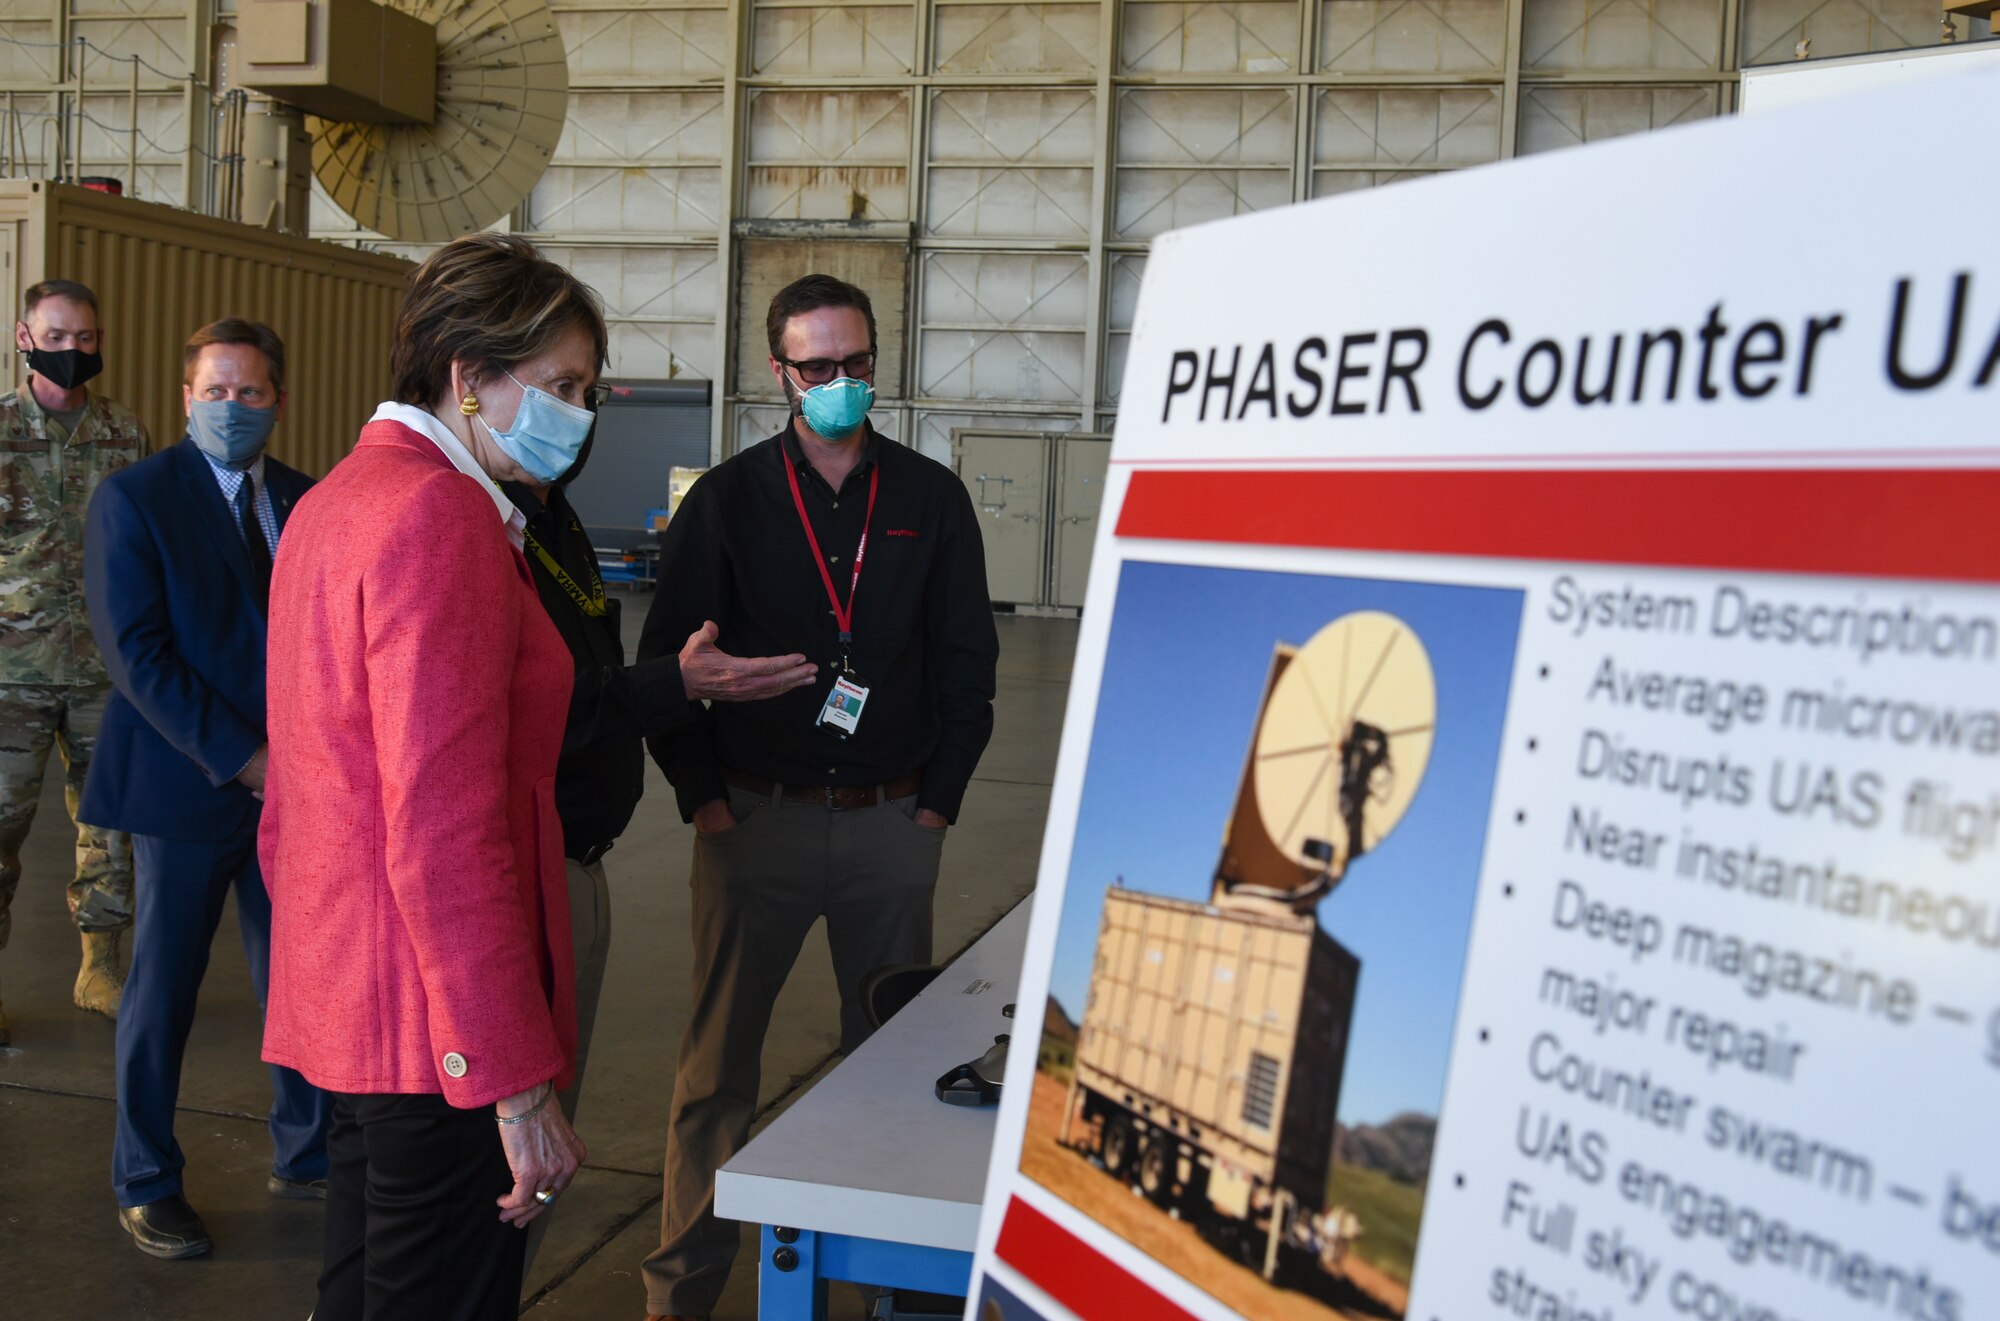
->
xmin=370 ymin=401 xmax=526 ymax=549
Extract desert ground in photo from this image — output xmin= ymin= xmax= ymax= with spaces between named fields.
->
xmin=1020 ymin=1070 xmax=1412 ymax=1321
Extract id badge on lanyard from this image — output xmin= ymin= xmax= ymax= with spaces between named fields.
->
xmin=784 ymin=444 xmax=879 ymax=741
xmin=817 ymin=673 xmax=870 ymax=736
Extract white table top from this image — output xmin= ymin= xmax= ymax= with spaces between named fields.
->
xmin=715 ymin=899 xmax=1031 ymax=1253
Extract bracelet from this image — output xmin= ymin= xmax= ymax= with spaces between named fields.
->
xmin=495 ymin=1084 xmax=552 ymax=1126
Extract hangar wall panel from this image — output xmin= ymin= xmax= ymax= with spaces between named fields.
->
xmin=753 ymin=2 xmax=917 ymax=75
xmin=556 ymin=6 xmax=732 ymax=79
xmin=1100 ymin=250 xmax=1144 ymax=408
xmin=1521 ymin=0 xmax=1727 ymax=71
xmin=3 ymin=0 xmax=1980 ymax=464
xmin=1310 ymin=86 xmax=1502 ymax=196
xmin=1516 ymin=84 xmax=1722 ymax=155
xmin=1120 ymin=1 xmax=1299 ymax=73
xmin=919 ymin=250 xmax=1088 ymax=403
xmin=925 ymin=88 xmax=1096 ymax=240
xmin=1738 ymin=0 xmax=1952 ymax=66
xmin=932 ymin=3 xmax=1102 ymax=73
xmin=1320 ymin=0 xmax=1508 ymax=72
xmin=744 ymin=89 xmax=913 ymax=221
xmin=734 ymin=236 xmax=910 ymax=397
xmin=1113 ymin=87 xmax=1295 ymax=239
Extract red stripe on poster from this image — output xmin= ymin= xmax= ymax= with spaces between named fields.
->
xmin=994 ymin=1195 xmax=1202 ymax=1321
xmin=1115 ymin=468 xmax=2000 ymax=582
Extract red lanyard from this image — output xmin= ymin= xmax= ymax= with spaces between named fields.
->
xmin=781 ymin=442 xmax=878 ymax=653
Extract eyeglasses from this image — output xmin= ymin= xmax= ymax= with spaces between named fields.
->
xmin=779 ymin=352 xmax=877 ymax=385
xmin=585 ymin=382 xmax=614 ymax=411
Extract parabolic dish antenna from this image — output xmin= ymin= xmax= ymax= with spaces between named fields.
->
xmin=1251 ymin=611 xmax=1435 ymax=888
xmin=309 ymin=0 xmax=568 ymax=242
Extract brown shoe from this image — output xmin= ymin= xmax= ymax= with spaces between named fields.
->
xmin=74 ymin=929 xmax=126 ymax=1020
xmin=0 ymin=993 xmax=11 ymax=1048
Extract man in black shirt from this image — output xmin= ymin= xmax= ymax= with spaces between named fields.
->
xmin=499 ymin=427 xmax=816 ymax=1275
xmin=636 ymin=275 xmax=998 ymax=1321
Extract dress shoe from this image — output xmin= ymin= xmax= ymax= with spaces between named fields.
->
xmin=118 ymin=1194 xmax=212 ymax=1259
xmin=74 ymin=929 xmax=126 ymax=1020
xmin=268 ymin=1173 xmax=328 ymax=1200
xmin=0 ymin=993 xmax=11 ymax=1048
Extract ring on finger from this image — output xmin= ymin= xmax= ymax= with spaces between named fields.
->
xmin=534 ymin=1189 xmax=559 ymax=1207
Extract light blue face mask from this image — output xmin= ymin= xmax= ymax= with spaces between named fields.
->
xmin=188 ymin=398 xmax=279 ymax=469
xmin=795 ymin=376 xmax=874 ymax=442
xmin=478 ymin=371 xmax=595 ymax=483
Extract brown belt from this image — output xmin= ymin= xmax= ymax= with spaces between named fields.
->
xmin=723 ymin=767 xmax=922 ymax=811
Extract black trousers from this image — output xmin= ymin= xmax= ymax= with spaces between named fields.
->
xmin=316 ymin=1092 xmax=526 ymax=1321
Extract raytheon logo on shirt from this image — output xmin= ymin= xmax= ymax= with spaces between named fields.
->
xmin=886 ymin=529 xmax=920 ymax=537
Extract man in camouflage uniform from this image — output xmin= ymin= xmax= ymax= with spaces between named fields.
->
xmin=0 ymin=279 xmax=146 ymax=1045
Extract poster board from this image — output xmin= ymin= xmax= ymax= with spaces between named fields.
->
xmin=965 ymin=70 xmax=2000 ymax=1321
xmin=1739 ymin=40 xmax=2000 ymax=113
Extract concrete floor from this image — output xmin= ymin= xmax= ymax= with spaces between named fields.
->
xmin=0 ymin=603 xmax=1073 ymax=1320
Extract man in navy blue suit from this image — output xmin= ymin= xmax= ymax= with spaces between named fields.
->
xmin=81 ymin=318 xmax=328 ymax=1259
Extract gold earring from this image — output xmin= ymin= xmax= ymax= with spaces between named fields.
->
xmin=459 ymin=393 xmax=479 ymax=416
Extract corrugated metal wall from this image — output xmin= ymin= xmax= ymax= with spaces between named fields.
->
xmin=0 ymin=180 xmax=410 ymax=476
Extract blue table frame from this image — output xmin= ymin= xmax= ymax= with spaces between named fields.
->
xmin=718 ymin=902 xmax=1031 ymax=1321
xmin=757 ymin=1223 xmax=974 ymax=1319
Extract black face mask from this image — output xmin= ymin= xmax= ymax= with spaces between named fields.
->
xmin=22 ymin=346 xmax=105 ymax=391
xmin=554 ymin=417 xmax=596 ymax=487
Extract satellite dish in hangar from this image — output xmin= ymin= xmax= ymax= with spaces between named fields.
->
xmin=1214 ymin=611 xmax=1436 ymax=913
xmin=240 ymin=0 xmax=568 ymax=243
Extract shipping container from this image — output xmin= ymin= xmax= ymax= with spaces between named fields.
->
xmin=1063 ymin=886 xmax=1359 ymax=1276
xmin=0 ymin=180 xmax=412 ymax=476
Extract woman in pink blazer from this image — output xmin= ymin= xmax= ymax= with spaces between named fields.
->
xmin=260 ymin=234 xmax=603 ymax=1320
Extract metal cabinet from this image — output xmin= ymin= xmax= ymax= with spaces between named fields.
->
xmin=952 ymin=429 xmax=1110 ymax=612
xmin=1050 ymin=435 xmax=1110 ymax=609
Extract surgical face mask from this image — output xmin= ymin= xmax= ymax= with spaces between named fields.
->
xmin=22 ymin=345 xmax=104 ymax=391
xmin=188 ymin=398 xmax=279 ymax=469
xmin=553 ymin=420 xmax=596 ymax=487
xmin=790 ymin=375 xmax=874 ymax=442
xmin=478 ymin=371 xmax=594 ymax=484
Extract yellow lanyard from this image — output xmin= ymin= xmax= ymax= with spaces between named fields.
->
xmin=522 ymin=521 xmax=607 ymax=617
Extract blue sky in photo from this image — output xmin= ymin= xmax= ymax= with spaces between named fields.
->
xmin=1047 ymin=560 xmax=1524 ymax=1127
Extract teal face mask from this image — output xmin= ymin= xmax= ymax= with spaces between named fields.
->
xmin=188 ymin=398 xmax=279 ymax=469
xmin=795 ymin=376 xmax=874 ymax=441
xmin=478 ymin=371 xmax=595 ymax=483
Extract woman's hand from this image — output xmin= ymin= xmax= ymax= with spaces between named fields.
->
xmin=494 ymin=1082 xmax=587 ymax=1227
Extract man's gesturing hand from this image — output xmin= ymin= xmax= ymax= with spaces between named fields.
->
xmin=679 ymin=621 xmax=817 ymax=702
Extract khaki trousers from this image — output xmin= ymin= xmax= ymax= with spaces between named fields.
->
xmin=0 ymin=682 xmax=133 ymax=946
xmin=520 ymin=856 xmax=612 ymax=1283
xmin=641 ymin=783 xmax=946 ymax=1317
